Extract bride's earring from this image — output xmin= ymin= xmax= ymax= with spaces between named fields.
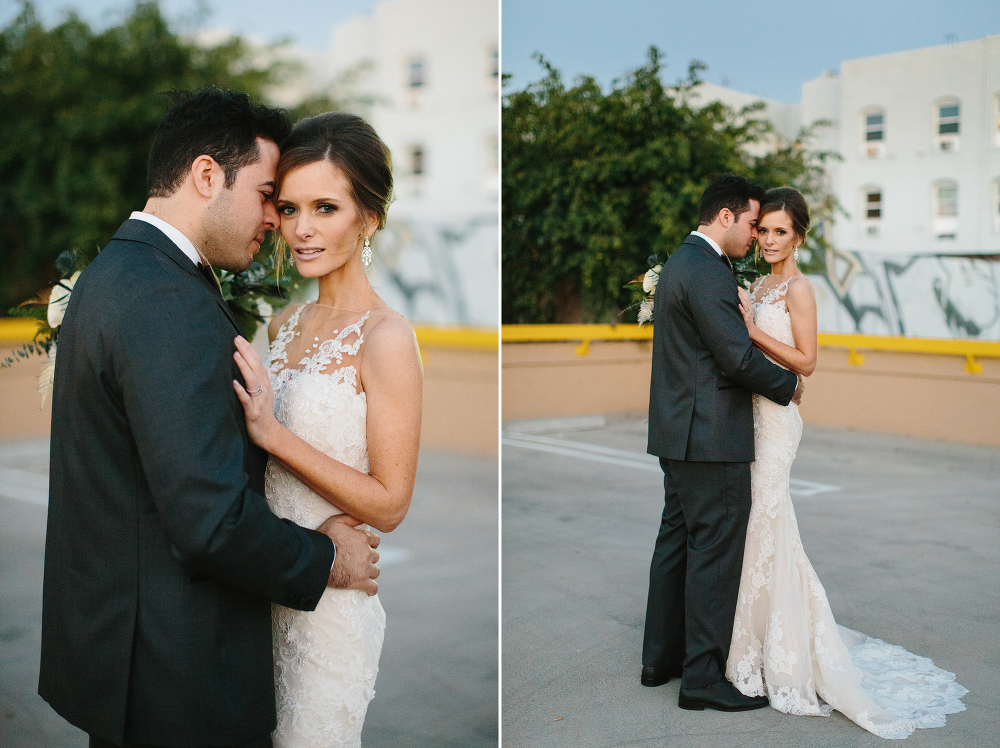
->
xmin=361 ymin=235 xmax=372 ymax=267
xmin=793 ymin=245 xmax=800 ymax=263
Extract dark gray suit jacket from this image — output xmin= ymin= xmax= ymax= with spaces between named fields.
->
xmin=647 ymin=234 xmax=798 ymax=462
xmin=39 ymin=219 xmax=335 ymax=745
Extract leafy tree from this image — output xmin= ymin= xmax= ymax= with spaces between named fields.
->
xmin=0 ymin=1 xmax=317 ymax=313
xmin=502 ymin=47 xmax=837 ymax=323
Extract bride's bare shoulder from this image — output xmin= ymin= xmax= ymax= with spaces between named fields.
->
xmin=365 ymin=308 xmax=417 ymax=348
xmin=787 ymin=275 xmax=815 ymax=299
xmin=361 ymin=309 xmax=419 ymax=367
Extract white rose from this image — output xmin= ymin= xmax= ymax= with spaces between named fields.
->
xmin=256 ymin=298 xmax=273 ymax=319
xmin=638 ymin=297 xmax=654 ymax=325
xmin=47 ymin=270 xmax=81 ymax=328
xmin=642 ymin=265 xmax=661 ymax=294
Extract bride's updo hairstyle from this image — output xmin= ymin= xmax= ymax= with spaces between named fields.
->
xmin=276 ymin=112 xmax=393 ymax=231
xmin=758 ymin=187 xmax=810 ymax=244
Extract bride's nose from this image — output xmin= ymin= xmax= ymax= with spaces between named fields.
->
xmin=296 ymin=214 xmax=315 ymax=239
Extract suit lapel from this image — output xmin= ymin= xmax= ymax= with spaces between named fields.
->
xmin=111 ymin=219 xmax=243 ymax=333
xmin=682 ymin=234 xmax=730 ymax=267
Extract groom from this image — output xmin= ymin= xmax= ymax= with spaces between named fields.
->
xmin=39 ymin=89 xmax=379 ymax=747
xmin=642 ymin=175 xmax=800 ymax=711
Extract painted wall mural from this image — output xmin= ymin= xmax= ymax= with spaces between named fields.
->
xmin=806 ymin=248 xmax=1000 ymax=340
xmin=367 ymin=216 xmax=499 ymax=327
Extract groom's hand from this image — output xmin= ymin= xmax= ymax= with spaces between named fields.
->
xmin=792 ymin=375 xmax=804 ymax=405
xmin=317 ymin=515 xmax=381 ymax=596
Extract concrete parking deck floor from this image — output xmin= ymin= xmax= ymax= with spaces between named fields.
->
xmin=0 ymin=441 xmax=498 ymax=748
xmin=502 ymin=414 xmax=999 ymax=748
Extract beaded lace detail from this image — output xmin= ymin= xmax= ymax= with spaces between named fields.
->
xmin=264 ymin=304 xmax=385 ymax=748
xmin=727 ymin=277 xmax=967 ymax=738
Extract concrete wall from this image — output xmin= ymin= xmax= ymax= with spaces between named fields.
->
xmin=1 ymin=341 xmax=498 ymax=455
xmin=502 ymin=341 xmax=1000 ymax=447
xmin=0 ymin=345 xmax=52 ymax=442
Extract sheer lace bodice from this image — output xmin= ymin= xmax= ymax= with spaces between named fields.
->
xmin=265 ymin=303 xmax=386 ymax=748
xmin=266 ymin=305 xmax=370 ymax=529
xmin=726 ymin=277 xmax=967 ymax=739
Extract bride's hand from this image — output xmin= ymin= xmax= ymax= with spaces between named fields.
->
xmin=737 ymin=287 xmax=757 ymax=338
xmin=232 ymin=335 xmax=280 ymax=450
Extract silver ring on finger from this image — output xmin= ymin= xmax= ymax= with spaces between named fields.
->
xmin=248 ymin=385 xmax=263 ymax=396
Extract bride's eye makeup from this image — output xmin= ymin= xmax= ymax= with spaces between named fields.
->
xmin=277 ymin=204 xmax=296 ymax=217
xmin=316 ymin=202 xmax=339 ymax=214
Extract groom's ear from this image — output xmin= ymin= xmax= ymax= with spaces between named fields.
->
xmin=190 ymin=155 xmax=224 ymax=200
xmin=718 ymin=208 xmax=734 ymax=229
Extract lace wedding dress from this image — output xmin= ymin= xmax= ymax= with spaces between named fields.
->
xmin=265 ymin=303 xmax=386 ymax=748
xmin=726 ymin=277 xmax=967 ymax=739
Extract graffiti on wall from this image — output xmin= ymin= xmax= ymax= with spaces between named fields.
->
xmin=806 ymin=248 xmax=1000 ymax=340
xmin=367 ymin=216 xmax=499 ymax=326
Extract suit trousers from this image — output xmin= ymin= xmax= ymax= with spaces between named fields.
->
xmin=89 ymin=737 xmax=272 ymax=748
xmin=642 ymin=458 xmax=751 ymax=689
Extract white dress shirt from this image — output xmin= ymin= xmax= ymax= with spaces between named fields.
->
xmin=690 ymin=230 xmax=724 ymax=258
xmin=130 ymin=211 xmax=201 ymax=267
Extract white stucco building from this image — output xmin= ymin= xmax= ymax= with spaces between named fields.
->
xmin=802 ymin=35 xmax=1000 ymax=257
xmin=699 ymin=36 xmax=1000 ymax=339
xmin=326 ymin=0 xmax=499 ymax=325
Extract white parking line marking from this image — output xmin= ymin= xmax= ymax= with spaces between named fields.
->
xmin=503 ymin=432 xmax=840 ymax=497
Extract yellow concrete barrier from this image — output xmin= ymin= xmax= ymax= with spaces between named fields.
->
xmin=1 ymin=319 xmax=500 ymax=454
xmin=501 ymin=324 xmax=1000 ymax=374
xmin=0 ymin=318 xmax=43 ymax=342
xmin=414 ymin=326 xmax=498 ymax=350
xmin=501 ymin=325 xmax=1000 ymax=446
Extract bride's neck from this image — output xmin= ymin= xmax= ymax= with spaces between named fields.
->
xmin=315 ymin=263 xmax=380 ymax=310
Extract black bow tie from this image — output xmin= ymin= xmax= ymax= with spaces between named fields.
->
xmin=198 ymin=262 xmax=220 ymax=293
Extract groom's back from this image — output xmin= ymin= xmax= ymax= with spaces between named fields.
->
xmin=646 ymin=237 xmax=756 ymax=463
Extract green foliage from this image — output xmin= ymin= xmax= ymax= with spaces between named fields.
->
xmin=0 ymin=1 xmax=298 ymax=313
xmin=220 ymin=242 xmax=307 ymax=341
xmin=502 ymin=47 xmax=839 ymax=323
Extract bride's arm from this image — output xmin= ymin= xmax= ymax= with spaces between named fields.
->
xmin=738 ymin=277 xmax=818 ymax=376
xmin=233 ymin=316 xmax=422 ymax=533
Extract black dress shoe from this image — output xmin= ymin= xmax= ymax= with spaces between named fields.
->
xmin=678 ymin=680 xmax=769 ymax=711
xmin=640 ymin=666 xmax=680 ymax=687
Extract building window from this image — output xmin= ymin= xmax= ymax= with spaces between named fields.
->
xmin=483 ymin=135 xmax=499 ymax=193
xmin=865 ymin=111 xmax=884 ymax=142
xmin=933 ymin=181 xmax=958 ymax=239
xmin=410 ymin=145 xmax=424 ymax=176
xmin=408 ymin=59 xmax=425 ymax=89
xmin=866 ymin=190 xmax=882 ymax=218
xmin=863 ymin=189 xmax=882 ymax=236
xmin=863 ymin=110 xmax=885 ymax=158
xmin=938 ymin=103 xmax=959 ymax=134
xmin=936 ymin=101 xmax=960 ymax=152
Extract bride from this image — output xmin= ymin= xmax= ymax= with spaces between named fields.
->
xmin=231 ymin=112 xmax=423 ymax=747
xmin=726 ymin=187 xmax=967 ymax=738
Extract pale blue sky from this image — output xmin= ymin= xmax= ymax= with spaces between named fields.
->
xmin=502 ymin=0 xmax=1000 ymax=102
xmin=0 ymin=0 xmax=378 ymax=51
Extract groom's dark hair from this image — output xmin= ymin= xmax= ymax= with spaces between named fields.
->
xmin=146 ymin=88 xmax=291 ymax=198
xmin=697 ymin=175 xmax=766 ymax=226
